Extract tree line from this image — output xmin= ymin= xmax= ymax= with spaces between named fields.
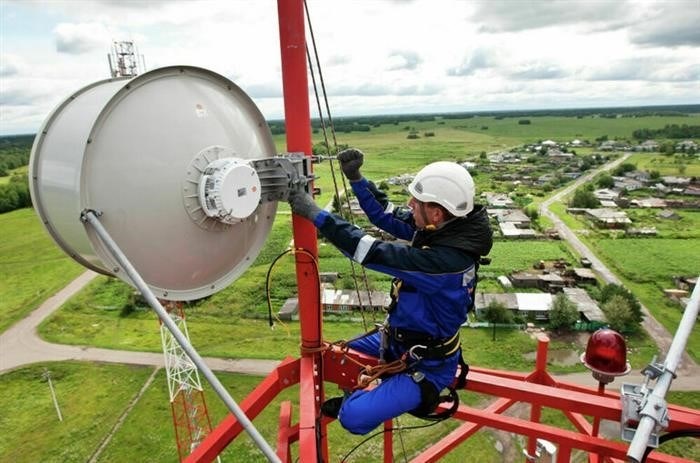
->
xmin=633 ymin=124 xmax=700 ymax=140
xmin=0 ymin=175 xmax=31 ymax=213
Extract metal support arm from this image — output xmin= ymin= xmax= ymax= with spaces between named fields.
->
xmin=626 ymin=277 xmax=700 ymax=463
xmin=80 ymin=209 xmax=281 ymax=463
xmin=253 ymin=153 xmax=314 ymax=203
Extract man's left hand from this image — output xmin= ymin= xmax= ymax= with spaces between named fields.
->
xmin=288 ymin=189 xmax=321 ymax=221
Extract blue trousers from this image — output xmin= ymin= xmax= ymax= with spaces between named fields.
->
xmin=337 ymin=332 xmax=458 ymax=435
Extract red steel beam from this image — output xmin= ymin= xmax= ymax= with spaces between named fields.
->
xmin=277 ymin=0 xmax=325 ymax=461
xmin=186 ymin=358 xmax=300 ymax=462
xmin=411 ymin=397 xmax=514 ymax=463
xmin=277 ymin=401 xmax=293 ymax=463
xmin=450 ymin=405 xmax=695 ymax=463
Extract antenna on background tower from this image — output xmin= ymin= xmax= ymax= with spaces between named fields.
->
xmin=107 ymin=41 xmax=146 ymax=78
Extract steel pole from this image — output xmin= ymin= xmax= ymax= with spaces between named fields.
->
xmin=627 ymin=277 xmax=700 ymax=463
xmin=82 ymin=210 xmax=281 ymax=463
xmin=277 ymin=1 xmax=326 ymax=462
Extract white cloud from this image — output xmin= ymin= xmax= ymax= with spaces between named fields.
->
xmin=628 ymin=4 xmax=700 ymax=47
xmin=447 ymin=48 xmax=499 ymax=76
xmin=472 ymin=0 xmax=630 ymax=33
xmin=0 ymin=54 xmax=23 ymax=76
xmin=0 ymin=0 xmax=698 ymax=136
xmin=386 ymin=51 xmax=422 ymax=71
xmin=54 ymin=22 xmax=112 ymax=54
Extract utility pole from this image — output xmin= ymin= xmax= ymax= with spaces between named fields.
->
xmin=42 ymin=369 xmax=63 ymax=422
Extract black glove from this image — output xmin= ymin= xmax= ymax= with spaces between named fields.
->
xmin=337 ymin=148 xmax=364 ymax=181
xmin=288 ymin=189 xmax=322 ymax=221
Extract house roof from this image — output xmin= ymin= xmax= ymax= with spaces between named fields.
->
xmin=516 ymin=293 xmax=553 ymax=312
xmin=563 ymin=288 xmax=605 ymax=322
xmin=499 ymin=223 xmax=537 ymax=237
xmin=631 ymin=198 xmax=667 ymax=208
xmin=572 ymin=268 xmax=597 ymax=280
xmin=586 ymin=208 xmax=631 ymax=223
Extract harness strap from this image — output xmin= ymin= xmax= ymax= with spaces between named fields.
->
xmin=390 ymin=327 xmax=461 ymax=360
xmin=455 ymin=347 xmax=469 ymax=389
xmin=409 ymin=374 xmax=460 ymax=421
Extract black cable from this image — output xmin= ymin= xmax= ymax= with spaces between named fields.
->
xmin=641 ymin=428 xmax=700 ymax=462
xmin=340 ymin=418 xmax=449 ymax=462
xmin=265 ymin=248 xmax=295 ymax=328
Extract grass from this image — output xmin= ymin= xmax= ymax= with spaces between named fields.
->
xmin=627 ymin=152 xmax=700 ymax=177
xmin=0 ymin=362 xmax=502 ymax=462
xmin=590 ymin=238 xmax=700 ymax=360
xmin=0 ymin=208 xmax=83 ymax=333
xmin=546 ymin=193 xmax=700 ymax=362
xmin=3 ymin=113 xmax=699 ymax=459
xmin=0 ymin=362 xmax=155 ymax=463
xmin=2 ymin=361 xmax=697 ymax=462
xmin=0 ymin=166 xmax=28 ymax=184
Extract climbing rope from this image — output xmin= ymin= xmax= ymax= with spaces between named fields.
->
xmin=300 ymin=338 xmax=408 ymax=390
xmin=303 ymin=0 xmax=378 ymax=331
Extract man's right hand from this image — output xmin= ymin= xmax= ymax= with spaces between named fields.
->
xmin=337 ymin=148 xmax=364 ymax=181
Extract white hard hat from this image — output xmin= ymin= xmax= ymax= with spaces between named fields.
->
xmin=408 ymin=161 xmax=475 ymax=216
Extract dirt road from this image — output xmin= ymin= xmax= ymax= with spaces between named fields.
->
xmin=0 ymin=270 xmax=279 ymax=375
xmin=540 ymin=153 xmax=698 ymax=375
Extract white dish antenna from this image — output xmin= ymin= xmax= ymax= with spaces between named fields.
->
xmin=29 ymin=66 xmax=278 ymax=300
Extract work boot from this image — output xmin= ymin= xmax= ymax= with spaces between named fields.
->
xmin=320 ymin=396 xmax=343 ymax=419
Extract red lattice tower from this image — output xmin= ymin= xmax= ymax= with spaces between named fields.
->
xmin=161 ymin=301 xmax=215 ymax=462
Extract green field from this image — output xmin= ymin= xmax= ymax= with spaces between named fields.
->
xmin=2 ymin=112 xmax=699 ymax=461
xmin=0 ymin=208 xmax=83 ymax=333
xmin=628 ymin=152 xmax=700 ymax=177
xmin=0 ymin=362 xmax=503 ymax=463
xmin=1 ymin=361 xmax=696 ymax=462
xmin=591 ymin=238 xmax=700 ymax=360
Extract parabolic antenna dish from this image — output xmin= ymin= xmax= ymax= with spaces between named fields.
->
xmin=29 ymin=66 xmax=277 ymax=300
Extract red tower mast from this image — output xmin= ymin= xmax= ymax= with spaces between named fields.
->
xmin=186 ymin=2 xmax=700 ymax=462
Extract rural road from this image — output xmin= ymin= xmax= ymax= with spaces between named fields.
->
xmin=539 ymin=153 xmax=698 ymax=375
xmin=1 ymin=268 xmax=698 ymax=390
xmin=1 ymin=156 xmax=697 ymax=389
xmin=0 ymin=270 xmax=279 ymax=376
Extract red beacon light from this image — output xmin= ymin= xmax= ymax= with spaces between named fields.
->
xmin=581 ymin=329 xmax=631 ymax=384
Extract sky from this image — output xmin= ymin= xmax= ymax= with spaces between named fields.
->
xmin=1 ymin=0 xmax=699 ymax=135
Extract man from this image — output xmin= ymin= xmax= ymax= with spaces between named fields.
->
xmin=288 ymin=148 xmax=492 ymax=435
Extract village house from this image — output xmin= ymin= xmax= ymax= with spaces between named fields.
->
xmin=657 ymin=209 xmax=680 ymax=220
xmin=594 ymin=189 xmax=620 ymax=202
xmin=474 ymin=289 xmax=605 ymax=324
xmin=484 ymin=192 xmax=516 ymax=208
xmin=661 ymin=176 xmax=691 ymax=187
xmin=508 ymin=271 xmax=568 ymax=291
xmin=599 ymin=140 xmax=631 ymax=151
xmin=683 ymin=185 xmax=700 ymax=197
xmin=613 ymin=176 xmax=644 ymax=191
xmin=630 ymin=197 xmax=667 ymax=208
xmin=675 ymin=140 xmax=698 ymax=152
xmin=624 ymin=170 xmax=652 ymax=184
xmin=635 ymin=140 xmax=659 ymax=152
xmin=626 ymin=227 xmax=657 ymax=236
xmin=547 ymin=149 xmax=574 ymax=163
xmin=651 ymin=183 xmax=671 ymax=194
xmin=387 ymin=173 xmax=414 ymax=185
xmin=562 ymin=287 xmax=606 ymax=326
xmin=279 ymin=290 xmax=392 ymax=319
xmin=488 ymin=152 xmax=522 ymax=164
xmin=536 ymin=173 xmax=557 ymax=185
xmin=567 ymin=268 xmax=598 ymax=285
xmin=585 ymin=208 xmax=632 ymax=228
